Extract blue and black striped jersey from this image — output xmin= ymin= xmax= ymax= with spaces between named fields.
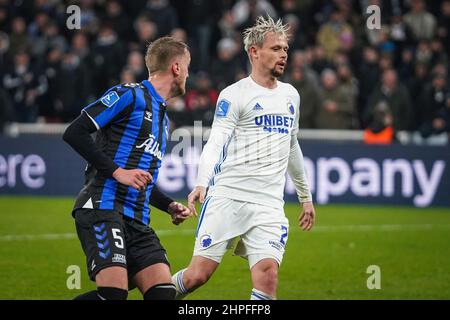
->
xmin=73 ymin=80 xmax=169 ymax=225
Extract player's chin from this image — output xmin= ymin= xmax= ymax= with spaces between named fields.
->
xmin=178 ymin=84 xmax=186 ymax=96
xmin=271 ymin=67 xmax=285 ymax=78
xmin=173 ymin=85 xmax=185 ymax=98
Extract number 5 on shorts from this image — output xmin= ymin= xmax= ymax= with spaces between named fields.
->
xmin=112 ymin=228 xmax=124 ymax=249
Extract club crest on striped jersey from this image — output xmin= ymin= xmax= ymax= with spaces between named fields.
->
xmin=100 ymin=91 xmax=120 ymax=107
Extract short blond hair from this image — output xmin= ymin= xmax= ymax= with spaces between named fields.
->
xmin=243 ymin=16 xmax=290 ymax=53
xmin=145 ymin=36 xmax=188 ymax=74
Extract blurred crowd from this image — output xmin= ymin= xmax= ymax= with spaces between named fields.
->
xmin=0 ymin=0 xmax=450 ymax=140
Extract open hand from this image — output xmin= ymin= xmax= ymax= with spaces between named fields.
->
xmin=299 ymin=201 xmax=316 ymax=231
xmin=187 ymin=186 xmax=207 ymax=217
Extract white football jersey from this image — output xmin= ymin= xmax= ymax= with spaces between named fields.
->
xmin=198 ymin=76 xmax=301 ymax=209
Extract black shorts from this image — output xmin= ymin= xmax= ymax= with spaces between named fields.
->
xmin=74 ymin=208 xmax=170 ymax=283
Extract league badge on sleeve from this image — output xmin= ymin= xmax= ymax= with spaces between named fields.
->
xmin=100 ymin=91 xmax=120 ymax=107
xmin=216 ymin=99 xmax=230 ymax=117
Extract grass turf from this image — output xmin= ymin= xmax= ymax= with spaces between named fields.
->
xmin=0 ymin=196 xmax=449 ymax=300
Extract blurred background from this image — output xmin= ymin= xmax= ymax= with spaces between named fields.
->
xmin=0 ymin=0 xmax=450 ymax=299
xmin=0 ymin=0 xmax=449 ymax=138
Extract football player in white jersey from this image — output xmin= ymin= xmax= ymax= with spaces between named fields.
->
xmin=172 ymin=16 xmax=316 ymax=300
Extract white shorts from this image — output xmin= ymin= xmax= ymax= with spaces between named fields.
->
xmin=193 ymin=196 xmax=289 ymax=269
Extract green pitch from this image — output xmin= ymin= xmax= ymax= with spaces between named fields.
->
xmin=1 ymin=196 xmax=450 ymax=300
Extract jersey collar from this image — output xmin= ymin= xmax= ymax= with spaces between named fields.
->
xmin=142 ymin=80 xmax=167 ymax=106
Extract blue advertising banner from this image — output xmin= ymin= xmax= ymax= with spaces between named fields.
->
xmin=1 ymin=135 xmax=449 ymax=207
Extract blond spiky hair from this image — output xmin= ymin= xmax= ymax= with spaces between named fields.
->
xmin=243 ymin=16 xmax=290 ymax=53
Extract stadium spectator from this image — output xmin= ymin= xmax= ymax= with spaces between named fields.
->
xmin=398 ymin=47 xmax=415 ymax=80
xmin=284 ymin=14 xmax=305 ymax=51
xmin=0 ymin=87 xmax=12 ymax=133
xmin=166 ymin=96 xmax=188 ymax=129
xmin=9 ymin=16 xmax=31 ymax=56
xmin=430 ymin=38 xmax=448 ymax=66
xmin=182 ymin=0 xmax=216 ymax=72
xmin=0 ymin=30 xmax=9 ymax=71
xmin=71 ymin=31 xmax=91 ymax=65
xmin=415 ymin=40 xmax=433 ymax=65
xmin=418 ymin=72 xmax=450 ymax=138
xmin=378 ymin=53 xmax=394 ymax=72
xmin=53 ymin=52 xmax=92 ymax=122
xmin=79 ymin=0 xmax=99 ymax=33
xmin=185 ymin=72 xmax=218 ymax=111
xmin=403 ymin=0 xmax=437 ymax=42
xmin=357 ymin=46 xmax=380 ymax=124
xmin=279 ymin=0 xmax=313 ymax=49
xmin=363 ymin=101 xmax=394 ymax=144
xmin=288 ymin=66 xmax=322 ymax=128
xmin=288 ymin=50 xmax=319 ymax=86
xmin=210 ymin=38 xmax=244 ymax=91
xmin=316 ymin=9 xmax=353 ymax=60
xmin=32 ymin=19 xmax=67 ymax=63
xmin=41 ymin=46 xmax=63 ymax=121
xmin=124 ymin=50 xmax=147 ymax=82
xmin=376 ymin=26 xmax=396 ymax=55
xmin=185 ymin=72 xmax=218 ymax=127
xmin=0 ymin=4 xmax=10 ymax=32
xmin=310 ymin=46 xmax=333 ymax=75
xmin=316 ymin=68 xmax=355 ymax=129
xmin=0 ymin=0 xmax=447 ymax=141
xmin=91 ymin=23 xmax=125 ymax=95
xmin=437 ymin=0 xmax=450 ymax=55
xmin=142 ymin=0 xmax=178 ymax=37
xmin=28 ymin=11 xmax=49 ymax=41
xmin=388 ymin=13 xmax=413 ymax=48
xmin=232 ymin=0 xmax=278 ymax=31
xmin=134 ymin=15 xmax=158 ymax=53
xmin=120 ymin=67 xmax=136 ymax=84
xmin=3 ymin=50 xmax=47 ymax=122
xmin=337 ymin=63 xmax=358 ymax=128
xmin=103 ymin=0 xmax=132 ymax=40
xmin=406 ymin=62 xmax=430 ymax=130
xmin=365 ymin=68 xmax=413 ymax=131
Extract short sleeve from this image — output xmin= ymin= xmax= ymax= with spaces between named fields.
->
xmin=82 ymin=87 xmax=134 ymax=130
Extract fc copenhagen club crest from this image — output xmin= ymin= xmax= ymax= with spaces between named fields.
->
xmin=287 ymin=100 xmax=295 ymax=115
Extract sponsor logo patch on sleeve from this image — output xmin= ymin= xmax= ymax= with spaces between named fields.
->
xmin=215 ymin=99 xmax=231 ymax=117
xmin=100 ymin=91 xmax=120 ymax=107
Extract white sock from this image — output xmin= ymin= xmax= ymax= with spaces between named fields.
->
xmin=250 ymin=288 xmax=275 ymax=300
xmin=171 ymin=268 xmax=189 ymax=297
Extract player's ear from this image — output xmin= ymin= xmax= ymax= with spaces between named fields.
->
xmin=171 ymin=62 xmax=180 ymax=76
xmin=249 ymin=45 xmax=258 ymax=61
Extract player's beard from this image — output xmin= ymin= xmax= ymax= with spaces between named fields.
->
xmin=270 ymin=67 xmax=284 ymax=78
xmin=270 ymin=62 xmax=286 ymax=78
xmin=171 ymin=80 xmax=186 ymax=98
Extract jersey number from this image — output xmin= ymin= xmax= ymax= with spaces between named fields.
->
xmin=112 ymin=228 xmax=124 ymax=249
xmin=280 ymin=225 xmax=288 ymax=245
